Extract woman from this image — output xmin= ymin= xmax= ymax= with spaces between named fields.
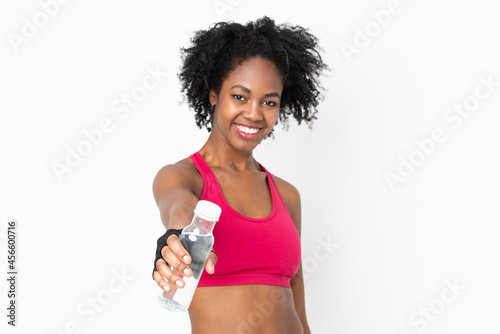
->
xmin=152 ymin=16 xmax=328 ymax=333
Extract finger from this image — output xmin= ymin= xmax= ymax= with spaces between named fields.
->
xmin=160 ymin=245 xmax=193 ymax=278
xmin=156 ymin=255 xmax=188 ymax=289
xmin=166 ymin=234 xmax=191 ymax=264
xmin=153 ymin=266 xmax=172 ymax=292
xmin=160 ymin=248 xmax=193 ymax=289
xmin=205 ymin=252 xmax=217 ymax=274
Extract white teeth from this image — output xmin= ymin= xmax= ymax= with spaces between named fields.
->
xmin=237 ymin=125 xmax=259 ymax=134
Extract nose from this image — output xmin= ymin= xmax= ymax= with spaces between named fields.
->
xmin=243 ymin=100 xmax=264 ymax=121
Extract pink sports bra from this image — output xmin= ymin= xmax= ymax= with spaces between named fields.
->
xmin=189 ymin=151 xmax=301 ymax=288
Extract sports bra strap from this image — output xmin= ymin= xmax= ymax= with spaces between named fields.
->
xmin=190 ymin=152 xmax=220 ymax=199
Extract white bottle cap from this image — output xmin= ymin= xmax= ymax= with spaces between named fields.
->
xmin=194 ymin=200 xmax=222 ymax=222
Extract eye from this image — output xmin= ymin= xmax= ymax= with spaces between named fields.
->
xmin=232 ymin=95 xmax=245 ymax=101
xmin=264 ymin=101 xmax=278 ymax=107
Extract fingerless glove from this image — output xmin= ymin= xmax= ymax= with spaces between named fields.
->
xmin=152 ymin=228 xmax=182 ymax=278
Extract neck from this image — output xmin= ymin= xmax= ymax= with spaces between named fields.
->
xmin=199 ymin=134 xmax=259 ymax=172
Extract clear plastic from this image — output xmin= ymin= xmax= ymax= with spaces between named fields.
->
xmin=157 ymin=200 xmax=221 ymax=312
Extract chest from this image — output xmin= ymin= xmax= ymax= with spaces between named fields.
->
xmin=195 ymin=168 xmax=274 ymax=220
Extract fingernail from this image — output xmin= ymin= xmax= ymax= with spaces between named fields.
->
xmin=212 ymin=264 xmax=215 ymax=273
xmin=163 ymin=285 xmax=170 ymax=292
xmin=175 ymin=280 xmax=184 ymax=288
xmin=183 ymin=268 xmax=192 ymax=276
xmin=183 ymin=255 xmax=190 ymax=262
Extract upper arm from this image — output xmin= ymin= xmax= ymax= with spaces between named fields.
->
xmin=286 ymin=184 xmax=302 ymax=238
xmin=272 ymin=174 xmax=302 ymax=236
xmin=152 ymin=164 xmax=200 ymax=230
xmin=276 ymin=178 xmax=310 ymax=329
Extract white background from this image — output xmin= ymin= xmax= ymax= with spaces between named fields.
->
xmin=1 ymin=0 xmax=499 ymax=333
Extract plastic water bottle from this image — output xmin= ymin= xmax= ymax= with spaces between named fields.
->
xmin=157 ymin=200 xmax=222 ymax=312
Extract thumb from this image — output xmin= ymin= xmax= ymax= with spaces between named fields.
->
xmin=206 ymin=252 xmax=217 ymax=274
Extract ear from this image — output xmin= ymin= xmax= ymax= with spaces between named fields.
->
xmin=209 ymin=89 xmax=218 ymax=106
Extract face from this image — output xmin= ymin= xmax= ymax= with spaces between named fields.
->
xmin=209 ymin=56 xmax=283 ymax=152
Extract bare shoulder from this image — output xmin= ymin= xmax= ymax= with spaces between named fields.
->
xmin=268 ymin=172 xmax=302 ymax=229
xmin=269 ymin=173 xmax=301 ymax=202
xmin=152 ymin=156 xmax=201 ymax=200
xmin=153 ymin=157 xmax=196 ymax=183
xmin=152 ymin=156 xmax=202 ymax=229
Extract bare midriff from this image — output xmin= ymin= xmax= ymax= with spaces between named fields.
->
xmin=188 ymin=284 xmax=303 ymax=334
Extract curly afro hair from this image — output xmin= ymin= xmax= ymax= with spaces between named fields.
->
xmin=178 ymin=16 xmax=329 ymax=140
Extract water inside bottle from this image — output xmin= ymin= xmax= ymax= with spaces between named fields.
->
xmin=158 ymin=233 xmax=214 ymax=312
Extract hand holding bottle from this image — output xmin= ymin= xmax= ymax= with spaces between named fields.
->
xmin=153 ymin=232 xmax=218 ymax=292
xmin=155 ymin=200 xmax=222 ymax=312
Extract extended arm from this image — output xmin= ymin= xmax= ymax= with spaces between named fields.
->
xmin=151 ymin=164 xmax=217 ymax=291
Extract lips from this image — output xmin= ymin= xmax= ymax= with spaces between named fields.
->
xmin=235 ymin=123 xmax=262 ymax=130
xmin=235 ymin=123 xmax=261 ymax=139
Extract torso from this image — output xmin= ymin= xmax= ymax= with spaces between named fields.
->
xmin=174 ymin=155 xmax=304 ymax=334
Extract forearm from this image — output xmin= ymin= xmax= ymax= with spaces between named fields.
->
xmin=152 ymin=165 xmax=198 ymax=230
xmin=167 ymin=202 xmax=196 ymax=229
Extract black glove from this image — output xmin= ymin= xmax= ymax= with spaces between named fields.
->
xmin=152 ymin=228 xmax=183 ymax=279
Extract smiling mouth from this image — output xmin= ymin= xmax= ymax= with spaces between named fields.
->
xmin=235 ymin=123 xmax=262 ymax=138
xmin=235 ymin=124 xmax=261 ymax=134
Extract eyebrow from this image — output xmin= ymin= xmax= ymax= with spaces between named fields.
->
xmin=230 ymin=85 xmax=281 ymax=99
